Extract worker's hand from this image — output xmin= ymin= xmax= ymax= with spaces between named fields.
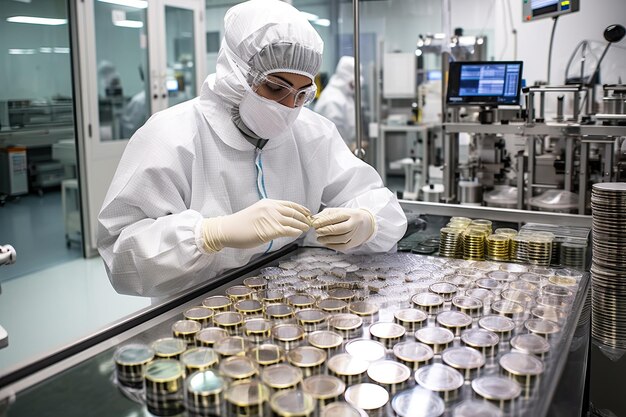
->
xmin=311 ymin=207 xmax=376 ymax=251
xmin=202 ymin=199 xmax=311 ymax=252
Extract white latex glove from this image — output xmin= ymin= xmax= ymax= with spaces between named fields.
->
xmin=312 ymin=207 xmax=376 ymax=251
xmin=202 ymin=199 xmax=311 ymax=252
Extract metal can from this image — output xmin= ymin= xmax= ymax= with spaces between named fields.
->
xmin=270 ymin=389 xmax=315 ymax=417
xmin=202 ymin=295 xmax=232 ymax=312
xmin=144 ymin=359 xmax=185 ymax=415
xmin=151 ymin=337 xmax=187 ymax=360
xmin=180 ymin=347 xmax=219 ymax=375
xmin=184 ymin=306 xmax=214 ymax=327
xmin=327 ymin=353 xmax=369 ymax=385
xmin=261 ymin=363 xmax=303 ymax=391
xmin=213 ymin=311 xmax=244 ymax=335
xmin=185 ymin=369 xmax=225 ymax=416
xmin=113 ymin=343 xmax=154 ymax=389
xmin=171 ymin=319 xmax=202 ymax=346
xmin=287 ymin=346 xmax=327 ymax=378
xmin=224 ymin=380 xmax=270 ymax=417
xmin=302 ymin=375 xmax=345 ymax=410
xmin=195 ymin=327 xmax=229 ymax=348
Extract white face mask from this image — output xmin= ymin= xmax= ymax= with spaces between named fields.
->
xmin=239 ymin=89 xmax=302 ymax=139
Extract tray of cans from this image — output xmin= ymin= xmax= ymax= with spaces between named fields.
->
xmin=112 ymin=247 xmax=587 ymax=417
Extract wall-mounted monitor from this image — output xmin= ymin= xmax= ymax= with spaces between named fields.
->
xmin=522 ymin=0 xmax=579 ymax=22
xmin=447 ymin=61 xmax=523 ymax=106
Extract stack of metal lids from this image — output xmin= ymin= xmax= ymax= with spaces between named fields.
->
xmin=591 ymin=182 xmax=626 ymax=349
xmin=439 ymin=227 xmax=464 ymax=258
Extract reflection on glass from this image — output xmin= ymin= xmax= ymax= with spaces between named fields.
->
xmin=95 ymin=0 xmax=149 ymax=141
xmin=165 ymin=6 xmax=196 ymax=108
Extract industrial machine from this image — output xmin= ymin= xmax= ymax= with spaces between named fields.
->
xmin=0 ymin=244 xmax=15 ymax=350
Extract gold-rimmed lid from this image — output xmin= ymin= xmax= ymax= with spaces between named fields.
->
xmin=393 ymin=341 xmax=434 ymax=364
xmin=344 ymin=383 xmax=389 ymax=411
xmin=436 ymin=311 xmax=473 ymax=329
xmin=213 ymin=311 xmax=244 ymax=327
xmin=172 ymin=319 xmax=201 ymax=336
xmin=411 ymin=293 xmax=444 ymax=308
xmin=184 ymin=306 xmax=214 ymax=322
xmin=181 ymin=347 xmax=219 ymax=370
xmin=499 ymin=352 xmax=544 ymax=376
xmin=307 ymin=330 xmax=343 ymax=350
xmin=344 ymin=339 xmax=386 ymax=362
xmin=195 ymin=327 xmax=229 ymax=346
xmin=367 ymin=360 xmax=411 ymax=385
xmin=258 ymin=289 xmax=285 ymax=304
xmin=414 ymin=364 xmax=464 ymax=392
xmin=243 ymin=318 xmax=273 ymax=336
xmin=202 ymin=295 xmax=232 ymax=310
xmin=265 ymin=303 xmax=295 ymax=319
xmin=451 ymin=295 xmax=483 ymax=311
xmin=272 ymin=324 xmax=306 ymax=342
xmin=320 ymin=402 xmax=366 ymax=417
xmin=441 ymin=346 xmax=485 ymax=371
xmin=270 ymin=389 xmax=316 ymax=416
xmin=478 ymin=315 xmax=516 ymax=334
xmin=145 ymin=359 xmax=184 ymax=383
xmin=249 ymin=344 xmax=285 ymax=366
xmin=213 ymin=336 xmax=250 ymax=357
xmin=302 ymin=375 xmax=346 ymax=400
xmin=287 ymin=346 xmax=327 ymax=368
xmin=429 ymin=282 xmax=458 ymax=296
xmin=243 ymin=276 xmax=268 ymax=290
xmin=328 ymin=314 xmax=363 ymax=331
xmin=287 ymin=294 xmax=317 ymax=308
xmin=348 ymin=301 xmax=379 ymax=317
xmin=225 ymin=285 xmax=254 ymax=300
xmin=219 ymin=356 xmax=259 ymax=380
xmin=415 ymin=327 xmax=454 ymax=345
xmin=471 ymin=375 xmax=522 ymax=401
xmin=317 ymin=298 xmax=348 ymax=313
xmin=394 ymin=308 xmax=428 ymax=325
xmin=151 ymin=337 xmax=187 ymax=358
xmin=369 ymin=322 xmax=406 ymax=340
xmin=186 ymin=369 xmax=225 ymax=396
xmin=114 ymin=344 xmax=155 ymax=366
xmin=224 ymin=380 xmax=269 ymax=407
xmin=327 ymin=353 xmax=369 ymax=376
xmin=491 ymin=300 xmax=525 ymax=316
xmin=295 ymin=309 xmax=328 ymax=324
xmin=261 ymin=363 xmax=303 ymax=389
xmin=510 ymin=334 xmax=550 ymax=355
xmin=327 ymin=288 xmax=355 ymax=301
xmin=391 ymin=386 xmax=445 ymax=417
xmin=531 ymin=305 xmax=566 ymax=322
xmin=461 ymin=329 xmax=499 ymax=348
xmin=525 ymin=318 xmax=560 ymax=336
xmin=234 ymin=299 xmax=263 ymax=314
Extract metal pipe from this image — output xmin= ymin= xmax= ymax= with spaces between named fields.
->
xmin=352 ymin=0 xmax=364 ymax=160
xmin=565 ymin=138 xmax=574 ymax=191
xmin=539 ymin=92 xmax=545 ymax=121
xmin=526 ymin=92 xmax=535 ymax=124
xmin=516 ymin=152 xmax=525 ymax=210
xmin=527 ymin=137 xmax=536 ymax=210
xmin=579 ymin=142 xmax=588 ymax=214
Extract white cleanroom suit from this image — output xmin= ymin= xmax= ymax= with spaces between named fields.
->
xmin=97 ymin=0 xmax=407 ymax=297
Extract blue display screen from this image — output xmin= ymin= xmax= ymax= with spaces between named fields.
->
xmin=459 ymin=64 xmax=520 ymax=98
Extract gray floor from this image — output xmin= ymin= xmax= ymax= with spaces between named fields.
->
xmin=0 ymin=190 xmax=82 ymax=282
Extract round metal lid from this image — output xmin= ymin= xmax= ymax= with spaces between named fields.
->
xmin=114 ymin=344 xmax=154 ymax=366
xmin=525 ymin=318 xmax=560 ymax=335
xmin=393 ymin=341 xmax=434 ymax=363
xmin=327 ymin=353 xmax=369 ymax=376
xmin=471 ymin=375 xmax=522 ymax=401
xmin=344 ymin=383 xmax=389 ymax=410
xmin=302 ymin=375 xmax=346 ymax=400
xmin=394 ymin=308 xmax=428 ymax=324
xmin=412 ymin=293 xmax=445 ymax=308
xmin=224 ymin=380 xmax=269 ymax=407
xmin=225 ymin=285 xmax=254 ymax=299
xmin=328 ymin=314 xmax=363 ymax=331
xmin=452 ymin=295 xmax=483 ymax=310
xmin=460 ymin=329 xmax=499 ymax=348
xmin=202 ymin=295 xmax=232 ymax=310
xmin=186 ymin=370 xmax=225 ymax=395
xmin=453 ymin=400 xmax=502 ymax=417
xmin=542 ymin=284 xmax=574 ymax=298
xmin=441 ymin=347 xmax=485 ymax=370
xmin=345 ymin=339 xmax=386 ymax=362
xmin=499 ymin=352 xmax=544 ymax=376
xmin=501 ymin=290 xmax=532 ymax=305
xmin=181 ymin=347 xmax=219 ymax=368
xmin=348 ymin=301 xmax=379 ymax=316
xmin=321 ymin=402 xmax=367 ymax=417
xmin=369 ymin=322 xmax=406 ymax=340
xmin=414 ymin=363 xmax=464 ymax=392
xmin=491 ymin=300 xmax=524 ymax=316
xmin=219 ymin=356 xmax=258 ymax=379
xmin=243 ymin=276 xmax=268 ymax=289
xmin=367 ymin=360 xmax=411 ymax=385
xmin=172 ymin=319 xmax=201 ymax=335
xmin=327 ymin=288 xmax=355 ymax=301
xmin=248 ymin=344 xmax=284 ymax=366
xmin=465 ymin=288 xmax=494 ymax=302
xmin=429 ymin=282 xmax=458 ymax=295
xmin=145 ymin=359 xmax=184 ymax=383
xmin=531 ymin=305 xmax=566 ymax=322
xmin=295 ymin=308 xmax=327 ymax=324
xmin=234 ymin=299 xmax=263 ymax=313
xmin=510 ymin=333 xmax=550 ymax=355
xmin=243 ymin=318 xmax=272 ymax=335
xmin=478 ymin=315 xmax=516 ymax=333
xmin=318 ymin=298 xmax=348 ymax=312
xmin=195 ymin=327 xmax=228 ymax=345
xmin=184 ymin=306 xmax=214 ymax=321
xmin=261 ymin=363 xmax=303 ymax=389
xmin=214 ymin=336 xmax=250 ymax=357
xmin=213 ymin=311 xmax=244 ymax=326
xmin=270 ymin=390 xmax=315 ymax=416
xmin=391 ymin=386 xmax=445 ymax=417
xmin=265 ymin=303 xmax=295 ymax=318
xmin=272 ymin=323 xmax=305 ymax=342
xmin=287 ymin=294 xmax=317 ymax=307
xmin=307 ymin=330 xmax=343 ymax=350
xmin=257 ymin=289 xmax=285 ymax=303
xmin=415 ymin=327 xmax=454 ymax=345
xmin=436 ymin=311 xmax=473 ymax=328
xmin=151 ymin=337 xmax=187 ymax=356
xmin=288 ymin=346 xmax=327 ymax=368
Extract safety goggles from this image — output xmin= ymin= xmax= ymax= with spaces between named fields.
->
xmin=249 ymin=70 xmax=317 ymax=107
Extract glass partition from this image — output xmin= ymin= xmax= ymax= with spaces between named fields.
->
xmin=94 ymin=0 xmax=150 ymax=141
xmin=165 ymin=5 xmax=197 ymax=107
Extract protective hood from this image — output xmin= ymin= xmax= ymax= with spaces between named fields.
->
xmin=327 ymin=56 xmax=362 ymax=95
xmin=201 ymin=0 xmax=323 ymax=141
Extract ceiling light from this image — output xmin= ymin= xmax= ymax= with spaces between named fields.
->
xmin=7 ymin=16 xmax=67 ymax=25
xmin=433 ymin=33 xmax=446 ymax=40
xmin=9 ymin=48 xmax=36 ymax=55
xmin=40 ymin=47 xmax=53 ymax=53
xmin=415 ymin=49 xmax=423 ymax=57
xmin=54 ymin=47 xmax=70 ymax=53
xmin=98 ymin=0 xmax=148 ymax=9
xmin=113 ymin=20 xmax=143 ymax=28
xmin=300 ymin=11 xmax=319 ymax=21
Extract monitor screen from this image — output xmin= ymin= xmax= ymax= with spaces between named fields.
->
xmin=522 ymin=0 xmax=579 ymax=22
xmin=446 ymin=61 xmax=523 ymax=106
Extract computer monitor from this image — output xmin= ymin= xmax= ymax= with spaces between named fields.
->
xmin=522 ymin=0 xmax=579 ymax=22
xmin=446 ymin=61 xmax=523 ymax=106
